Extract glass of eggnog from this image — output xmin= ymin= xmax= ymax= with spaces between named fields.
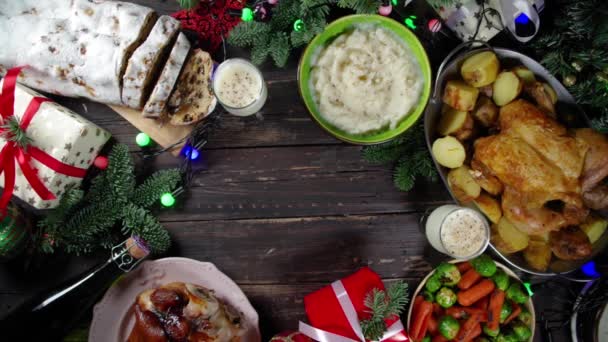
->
xmin=212 ymin=58 xmax=267 ymax=116
xmin=423 ymin=205 xmax=490 ymax=260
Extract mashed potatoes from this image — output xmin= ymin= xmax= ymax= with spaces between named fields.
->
xmin=310 ymin=26 xmax=423 ymax=134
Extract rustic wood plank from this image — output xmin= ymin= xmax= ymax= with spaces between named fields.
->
xmin=148 ymin=145 xmax=450 ymax=221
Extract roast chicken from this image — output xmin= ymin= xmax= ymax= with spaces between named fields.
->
xmin=473 ymin=100 xmax=608 ymax=259
xmin=128 ymin=282 xmax=243 ymax=342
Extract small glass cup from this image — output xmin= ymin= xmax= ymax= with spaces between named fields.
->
xmin=212 ymin=58 xmax=268 ymax=116
xmin=421 ymin=205 xmax=490 ymax=260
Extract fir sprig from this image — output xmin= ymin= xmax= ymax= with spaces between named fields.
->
xmin=37 ymin=144 xmax=180 ymax=255
xmin=360 ymin=281 xmax=409 ymax=341
xmin=1 ymin=117 xmax=32 ymax=148
xmin=362 ymin=123 xmax=438 ymax=192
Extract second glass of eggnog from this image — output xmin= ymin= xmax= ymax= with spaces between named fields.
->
xmin=212 ymin=58 xmax=268 ymax=116
xmin=424 ymin=205 xmax=490 ymax=259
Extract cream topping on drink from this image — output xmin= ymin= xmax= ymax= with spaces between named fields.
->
xmin=214 ymin=61 xmax=262 ymax=108
xmin=440 ymin=209 xmax=488 ymax=258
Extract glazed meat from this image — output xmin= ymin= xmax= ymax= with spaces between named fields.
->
xmin=128 ymin=282 xmax=243 ymax=342
xmin=474 ymin=100 xmax=590 ymax=235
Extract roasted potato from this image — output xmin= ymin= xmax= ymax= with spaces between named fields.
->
xmin=460 ymin=51 xmax=501 ymax=87
xmin=443 ymin=80 xmax=480 ymax=111
xmin=524 ymin=81 xmax=556 ymax=114
xmin=543 ymin=83 xmax=558 ymax=104
xmin=479 ymin=85 xmax=493 ymax=98
xmin=492 ymin=71 xmax=523 ymax=106
xmin=512 ymin=66 xmax=536 ymax=84
xmin=523 ymin=237 xmax=552 ymax=271
xmin=491 ymin=224 xmax=518 ymax=254
xmin=437 ymin=108 xmax=475 ymax=140
xmin=495 ymin=217 xmax=529 ymax=253
xmin=469 ymin=160 xmax=503 ymax=196
xmin=447 ymin=166 xmax=481 ymax=203
xmin=550 ymin=227 xmax=592 ymax=260
xmin=471 ymin=96 xmax=499 ymax=127
xmin=474 ymin=193 xmax=502 ymax=224
xmin=432 ymin=136 xmax=466 ymax=169
xmin=581 ymin=216 xmax=608 ymax=244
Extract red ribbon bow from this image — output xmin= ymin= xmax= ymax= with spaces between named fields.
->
xmin=0 ymin=67 xmax=88 ymax=215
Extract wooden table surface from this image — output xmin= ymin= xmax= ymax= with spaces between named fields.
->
xmin=0 ymin=2 xmax=579 ymax=341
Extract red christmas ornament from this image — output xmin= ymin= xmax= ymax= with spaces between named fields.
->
xmin=93 ymin=156 xmax=109 ymax=170
xmin=428 ymin=18 xmax=442 ymax=33
xmin=172 ymin=0 xmax=244 ymax=53
xmin=268 ymin=0 xmax=278 ymax=5
xmin=270 ymin=331 xmax=313 ymax=342
xmin=378 ymin=4 xmax=392 ymax=16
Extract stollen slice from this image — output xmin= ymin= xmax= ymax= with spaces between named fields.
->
xmin=142 ymin=32 xmax=191 ymax=118
xmin=166 ymin=49 xmax=217 ymax=126
xmin=121 ymin=15 xmax=180 ymax=109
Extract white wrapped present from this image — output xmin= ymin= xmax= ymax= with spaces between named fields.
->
xmin=0 ymin=74 xmax=110 ymax=209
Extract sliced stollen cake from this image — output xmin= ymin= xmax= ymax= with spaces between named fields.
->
xmin=0 ymin=0 xmax=156 ymax=105
xmin=121 ymin=15 xmax=180 ymax=109
xmin=142 ymin=32 xmax=191 ymax=118
xmin=166 ymin=49 xmax=217 ymax=126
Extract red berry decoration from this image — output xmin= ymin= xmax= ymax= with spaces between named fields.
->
xmin=94 ymin=156 xmax=109 ymax=170
xmin=270 ymin=331 xmax=313 ymax=342
xmin=268 ymin=0 xmax=278 ymax=4
xmin=378 ymin=4 xmax=392 ymax=16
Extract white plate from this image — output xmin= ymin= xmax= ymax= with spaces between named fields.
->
xmin=89 ymin=257 xmax=261 ymax=342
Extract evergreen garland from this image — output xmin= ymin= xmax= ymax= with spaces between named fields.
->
xmin=228 ymin=0 xmax=382 ymax=67
xmin=362 ymin=123 xmax=438 ymax=192
xmin=530 ymin=0 xmax=608 ymax=132
xmin=360 ymin=281 xmax=409 ymax=341
xmin=37 ymin=144 xmax=180 ymax=255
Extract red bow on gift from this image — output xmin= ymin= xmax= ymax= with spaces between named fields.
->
xmin=0 ymin=67 xmax=88 ymax=215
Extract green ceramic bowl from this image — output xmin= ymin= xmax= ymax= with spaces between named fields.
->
xmin=298 ymin=15 xmax=432 ymax=145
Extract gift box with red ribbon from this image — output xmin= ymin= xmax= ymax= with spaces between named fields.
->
xmin=299 ymin=267 xmax=409 ymax=342
xmin=0 ymin=67 xmax=110 ymax=211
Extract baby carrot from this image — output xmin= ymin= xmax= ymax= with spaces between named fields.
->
xmin=428 ymin=314 xmax=438 ymax=336
xmin=458 ymin=268 xmax=482 ymax=290
xmin=432 ymin=335 xmax=448 ymax=342
xmin=487 ymin=289 xmax=505 ymax=330
xmin=457 ymin=261 xmax=472 ymax=273
xmin=503 ymin=302 xmax=522 ymax=325
xmin=468 ymin=323 xmax=482 ymax=341
xmin=455 ymin=315 xmax=480 ymax=341
xmin=457 ymin=279 xmax=496 ymax=306
xmin=411 ymin=301 xmax=433 ymax=341
xmin=475 ymin=296 xmax=489 ymax=311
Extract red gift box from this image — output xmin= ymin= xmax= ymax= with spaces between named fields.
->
xmin=301 ymin=267 xmax=409 ymax=342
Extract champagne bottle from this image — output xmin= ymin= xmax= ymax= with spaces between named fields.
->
xmin=0 ymin=236 xmax=149 ymax=341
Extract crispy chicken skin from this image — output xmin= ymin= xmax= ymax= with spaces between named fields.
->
xmin=574 ymin=128 xmax=608 ymax=210
xmin=474 ymin=100 xmax=590 ymax=236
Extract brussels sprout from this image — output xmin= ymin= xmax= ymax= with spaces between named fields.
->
xmin=517 ymin=308 xmax=533 ymax=326
xmin=506 ymin=283 xmax=529 ymax=304
xmin=511 ymin=321 xmax=532 ymax=341
xmin=438 ymin=316 xmax=460 ymax=340
xmin=436 ymin=287 xmax=457 ymax=308
xmin=495 ymin=331 xmax=519 ymax=342
xmin=483 ymin=324 xmax=500 ymax=337
xmin=423 ymin=289 xmax=435 ymax=302
xmin=435 ymin=262 xmax=462 ymax=286
xmin=500 ymin=301 xmax=513 ymax=323
xmin=421 ymin=336 xmax=431 ymax=342
xmin=471 ymin=254 xmax=497 ymax=277
xmin=425 ymin=274 xmax=442 ymax=293
xmin=491 ymin=269 xmax=510 ymax=291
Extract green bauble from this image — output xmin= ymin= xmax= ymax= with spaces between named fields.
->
xmin=0 ymin=207 xmax=28 ymax=261
xmin=596 ymin=72 xmax=608 ymax=83
xmin=563 ymin=74 xmax=577 ymax=87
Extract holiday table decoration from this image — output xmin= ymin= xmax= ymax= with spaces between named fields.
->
xmin=0 ymin=203 xmax=31 ymax=261
xmin=0 ymin=67 xmax=110 ymax=211
xmin=299 ymin=267 xmax=409 ymax=342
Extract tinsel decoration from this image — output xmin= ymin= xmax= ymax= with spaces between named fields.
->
xmin=0 ymin=204 xmax=29 ymax=261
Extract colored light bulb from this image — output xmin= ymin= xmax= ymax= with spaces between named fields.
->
xmin=405 ymin=15 xmax=417 ymax=30
xmin=160 ymin=193 xmax=176 ymax=207
xmin=523 ymin=282 xmax=534 ymax=296
xmin=391 ymin=0 xmax=398 ymax=5
xmin=136 ymin=132 xmax=151 ymax=147
xmin=294 ymin=19 xmax=304 ymax=32
xmin=93 ymin=156 xmax=109 ymax=169
xmin=581 ymin=261 xmax=600 ymax=278
xmin=242 ymin=8 xmax=254 ymax=22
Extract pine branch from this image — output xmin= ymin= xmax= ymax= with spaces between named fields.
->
xmin=592 ymin=112 xmax=608 ymax=133
xmin=131 ymin=169 xmax=181 ymax=208
xmin=1 ymin=117 xmax=32 ymax=148
xmin=360 ymin=281 xmax=409 ymax=341
xmin=270 ymin=32 xmax=291 ymax=67
xmin=107 ymin=144 xmax=135 ymax=203
xmin=122 ymin=204 xmax=171 ymax=254
xmin=337 ymin=0 xmax=379 ymax=14
xmin=250 ymin=41 xmax=271 ymax=65
xmin=362 ymin=143 xmax=408 ymax=165
xmin=270 ymin=0 xmax=301 ymax=32
xmin=228 ymin=21 xmax=271 ymax=47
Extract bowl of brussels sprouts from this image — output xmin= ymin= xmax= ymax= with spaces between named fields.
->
xmin=407 ymin=255 xmax=535 ymax=342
